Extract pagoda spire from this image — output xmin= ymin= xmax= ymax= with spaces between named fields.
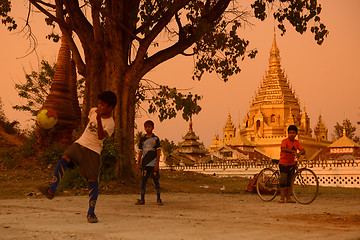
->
xmin=223 ymin=113 xmax=236 ymax=142
xmin=314 ymin=115 xmax=328 ymax=140
xmin=250 ymin=33 xmax=299 ymax=108
xmin=268 ymin=31 xmax=281 ymax=73
xmin=287 ymin=107 xmax=295 ymax=125
xmin=300 ymin=106 xmax=312 ymax=136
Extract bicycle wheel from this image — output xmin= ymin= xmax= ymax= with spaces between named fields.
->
xmin=291 ymin=168 xmax=319 ymax=204
xmin=256 ymin=168 xmax=279 ymax=202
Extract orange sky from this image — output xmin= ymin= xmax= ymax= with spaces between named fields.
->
xmin=1 ymin=1 xmax=359 ymax=148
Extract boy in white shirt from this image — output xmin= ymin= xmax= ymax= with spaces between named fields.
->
xmin=40 ymin=91 xmax=117 ymax=223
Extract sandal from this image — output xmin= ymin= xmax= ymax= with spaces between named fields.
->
xmin=286 ymin=198 xmax=296 ymax=203
xmin=135 ymin=199 xmax=145 ymax=205
xmin=278 ymin=199 xmax=285 ymax=203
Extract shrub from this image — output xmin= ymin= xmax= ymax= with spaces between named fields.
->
xmin=0 ymin=148 xmax=16 ymax=169
xmin=37 ymin=143 xmax=67 ymax=165
xmin=17 ymin=129 xmax=37 ymax=158
xmin=100 ymin=136 xmax=122 ymax=182
xmin=58 ymin=168 xmax=88 ymax=192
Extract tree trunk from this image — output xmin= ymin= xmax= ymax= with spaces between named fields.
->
xmin=81 ymin=51 xmax=106 ymax=129
xmin=107 ymin=64 xmax=138 ymax=180
xmin=81 ymin=53 xmax=138 ymax=180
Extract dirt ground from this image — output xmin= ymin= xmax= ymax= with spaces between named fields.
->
xmin=0 ymin=192 xmax=359 ymax=240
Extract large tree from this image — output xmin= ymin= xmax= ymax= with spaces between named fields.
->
xmin=1 ymin=0 xmax=328 ymax=178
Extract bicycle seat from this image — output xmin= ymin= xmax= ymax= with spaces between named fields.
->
xmin=271 ymin=159 xmax=279 ymax=164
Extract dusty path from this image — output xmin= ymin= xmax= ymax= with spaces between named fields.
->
xmin=0 ymin=193 xmax=359 ymax=240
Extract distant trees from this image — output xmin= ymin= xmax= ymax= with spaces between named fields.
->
xmin=0 ymin=97 xmax=20 ymax=135
xmin=160 ymin=138 xmax=178 ymax=166
xmin=333 ymin=119 xmax=360 ymax=143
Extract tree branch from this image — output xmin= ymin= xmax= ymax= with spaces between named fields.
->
xmin=90 ymin=2 xmax=142 ymax=42
xmin=29 ymin=0 xmax=68 ymax=30
xmin=175 ymin=12 xmax=185 ymax=40
xmin=137 ymin=0 xmax=231 ymax=78
xmin=135 ymin=0 xmax=191 ymax=65
xmin=35 ymin=0 xmax=56 ymax=9
xmin=89 ymin=0 xmax=104 ymax=46
xmin=140 ymin=35 xmax=196 ymax=77
xmin=54 ymin=1 xmax=86 ymax=75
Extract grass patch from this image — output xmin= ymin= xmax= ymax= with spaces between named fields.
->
xmin=160 ymin=170 xmax=250 ymax=194
xmin=318 ymin=185 xmax=360 ymax=195
xmin=1 ymin=167 xmax=360 ymax=199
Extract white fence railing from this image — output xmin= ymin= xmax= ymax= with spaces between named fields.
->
xmin=170 ymin=161 xmax=360 ymax=188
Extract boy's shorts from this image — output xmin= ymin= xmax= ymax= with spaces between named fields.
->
xmin=63 ymin=143 xmax=100 ymax=180
xmin=141 ymin=166 xmax=160 ymax=181
xmin=279 ymin=164 xmax=296 ymax=187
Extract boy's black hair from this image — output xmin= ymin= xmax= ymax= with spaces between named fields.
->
xmin=288 ymin=125 xmax=298 ymax=134
xmin=98 ymin=91 xmax=117 ymax=108
xmin=144 ymin=120 xmax=154 ymax=127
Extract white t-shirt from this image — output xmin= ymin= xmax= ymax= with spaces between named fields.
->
xmin=76 ymin=107 xmax=115 ymax=154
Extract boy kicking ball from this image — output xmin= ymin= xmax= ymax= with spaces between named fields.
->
xmin=39 ymin=91 xmax=117 ymax=223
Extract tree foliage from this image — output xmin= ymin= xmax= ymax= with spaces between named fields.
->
xmin=135 ymin=80 xmax=201 ymax=122
xmin=13 ymin=60 xmax=85 ymax=117
xmin=333 ymin=119 xmax=359 ymax=143
xmin=148 ymin=85 xmax=202 ymax=121
xmin=0 ymin=0 xmax=16 ymax=31
xmin=252 ymin=0 xmax=328 ymax=44
xmin=13 ymin=60 xmax=55 ymax=116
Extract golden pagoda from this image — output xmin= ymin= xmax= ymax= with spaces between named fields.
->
xmin=210 ymin=33 xmax=332 ymax=160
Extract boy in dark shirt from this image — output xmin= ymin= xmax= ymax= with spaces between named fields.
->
xmin=135 ymin=120 xmax=162 ymax=205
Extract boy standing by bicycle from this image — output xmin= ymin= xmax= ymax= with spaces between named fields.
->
xmin=279 ymin=125 xmax=305 ymax=203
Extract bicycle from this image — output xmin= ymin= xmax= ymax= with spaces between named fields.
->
xmin=256 ymin=159 xmax=319 ymax=204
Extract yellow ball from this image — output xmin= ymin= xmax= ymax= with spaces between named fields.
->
xmin=36 ymin=108 xmax=58 ymax=129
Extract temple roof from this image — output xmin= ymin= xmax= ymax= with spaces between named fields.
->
xmin=177 ymin=120 xmax=207 ymax=155
xmin=328 ymin=135 xmax=360 ymax=148
xmin=227 ymin=135 xmax=254 ymax=146
xmin=251 ymin=33 xmax=299 ymax=107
